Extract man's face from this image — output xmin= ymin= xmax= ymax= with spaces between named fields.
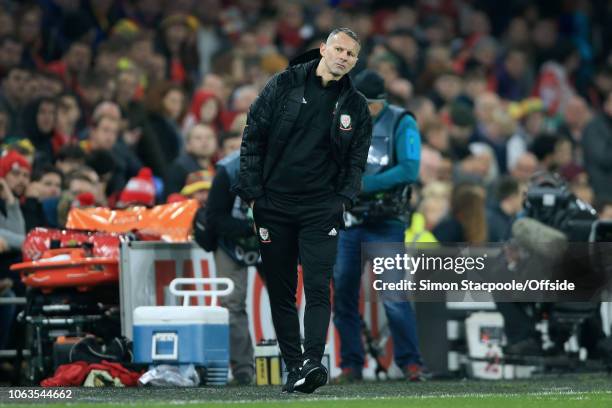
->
xmin=39 ymin=172 xmax=62 ymax=199
xmin=5 ymin=167 xmax=31 ymax=197
xmin=505 ymin=51 xmax=526 ymax=79
xmin=66 ymin=44 xmax=91 ymax=73
xmin=0 ymin=40 xmax=23 ymax=68
xmin=130 ymin=40 xmax=153 ymax=65
xmin=69 ymin=178 xmax=95 ymax=196
xmin=222 ymin=136 xmax=242 ymax=157
xmin=319 ymin=32 xmax=359 ymax=78
xmin=94 ymin=51 xmax=119 ymax=77
xmin=435 ymin=74 xmax=462 ymax=102
xmin=116 ymin=71 xmax=139 ymax=103
xmin=90 ymin=117 xmax=119 ymax=150
xmin=4 ymin=69 xmax=30 ymax=103
xmin=367 ymin=101 xmax=384 ymax=118
xmin=19 ymin=9 xmax=41 ymax=44
xmin=449 ymin=124 xmax=473 ymax=144
xmin=504 ymin=192 xmax=523 ymax=215
xmin=511 ymin=155 xmax=538 ymax=182
xmin=187 ymin=126 xmax=218 ymax=159
xmin=59 ymin=95 xmax=80 ymax=125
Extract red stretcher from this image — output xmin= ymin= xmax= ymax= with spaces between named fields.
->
xmin=10 ymin=228 xmax=126 ymax=384
xmin=13 ymin=228 xmax=124 ymax=293
xmin=11 ymin=247 xmax=119 ymax=293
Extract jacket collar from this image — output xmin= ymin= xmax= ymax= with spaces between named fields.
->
xmin=289 ymin=48 xmax=320 ymax=66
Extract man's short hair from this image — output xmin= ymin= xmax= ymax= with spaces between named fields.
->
xmin=57 ymin=145 xmax=86 ymax=162
xmin=496 ymin=176 xmax=520 ymax=202
xmin=327 ymin=28 xmax=360 ymax=46
xmin=186 ymin=123 xmax=215 ymax=143
xmin=86 ymin=149 xmax=117 ymax=178
xmin=32 ymin=164 xmax=63 ymax=183
xmin=66 ymin=167 xmax=96 ymax=187
xmin=92 ymin=113 xmax=119 ymax=128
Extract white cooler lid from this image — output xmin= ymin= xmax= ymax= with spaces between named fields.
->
xmin=133 ymin=306 xmax=228 ymax=325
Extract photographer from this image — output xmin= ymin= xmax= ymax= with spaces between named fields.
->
xmin=333 ymin=70 xmax=424 ymax=382
xmin=498 ymin=173 xmax=612 ymax=358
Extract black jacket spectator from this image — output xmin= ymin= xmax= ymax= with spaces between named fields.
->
xmin=24 ymin=97 xmax=57 ymax=165
xmin=163 ymin=152 xmax=202 ymax=199
xmin=147 ymin=111 xmax=182 ymax=165
xmin=486 ymin=205 xmax=514 ymax=242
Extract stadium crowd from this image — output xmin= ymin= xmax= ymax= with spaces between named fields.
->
xmin=2 ymin=0 xmax=612 ymax=381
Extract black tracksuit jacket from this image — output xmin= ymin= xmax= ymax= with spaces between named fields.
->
xmin=234 ymin=49 xmax=372 ymax=208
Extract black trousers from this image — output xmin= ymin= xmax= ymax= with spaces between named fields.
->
xmin=253 ymin=192 xmax=343 ymax=369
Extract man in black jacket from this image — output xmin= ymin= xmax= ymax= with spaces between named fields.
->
xmin=235 ymin=28 xmax=372 ymax=393
xmin=194 ymin=150 xmax=259 ymax=385
xmin=164 ymin=124 xmax=218 ymax=199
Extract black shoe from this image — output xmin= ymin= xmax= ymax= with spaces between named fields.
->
xmin=504 ymin=337 xmax=542 ymax=356
xmin=282 ymin=367 xmax=301 ymax=393
xmin=293 ymin=359 xmax=328 ymax=394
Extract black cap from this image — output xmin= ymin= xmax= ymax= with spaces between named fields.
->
xmin=354 ymin=69 xmax=387 ymax=102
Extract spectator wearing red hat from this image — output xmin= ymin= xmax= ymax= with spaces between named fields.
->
xmin=0 ymin=150 xmax=47 ymax=231
xmin=117 ymin=167 xmax=156 ymax=208
xmin=0 ymin=150 xmax=32 ymax=198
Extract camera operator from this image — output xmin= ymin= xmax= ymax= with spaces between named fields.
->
xmin=498 ymin=173 xmax=612 ymax=358
xmin=332 ymin=70 xmax=425 ymax=382
xmin=193 ymin=150 xmax=259 ymax=385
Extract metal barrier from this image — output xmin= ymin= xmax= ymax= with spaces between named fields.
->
xmin=0 ymin=350 xmax=30 ymax=358
xmin=0 ymin=297 xmax=26 ymax=305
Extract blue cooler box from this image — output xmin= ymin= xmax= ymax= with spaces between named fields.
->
xmin=133 ymin=305 xmax=230 ymax=385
